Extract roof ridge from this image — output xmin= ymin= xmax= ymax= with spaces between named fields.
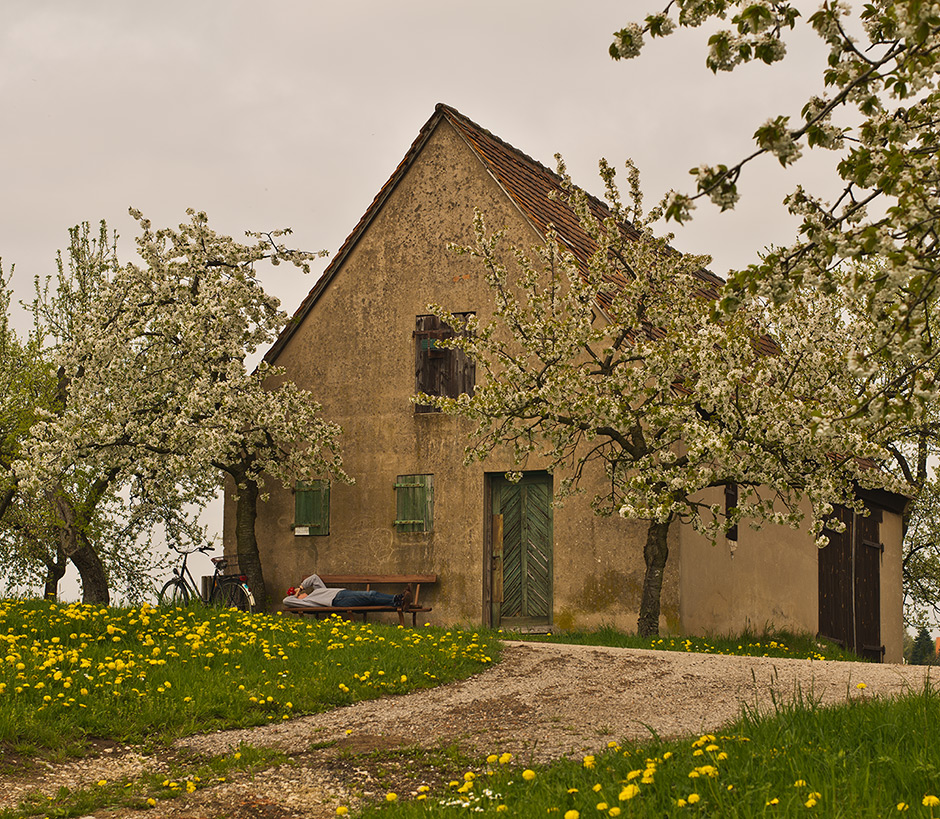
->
xmin=435 ymin=104 xmax=571 ymax=188
xmin=436 ymin=102 xmax=621 ymax=229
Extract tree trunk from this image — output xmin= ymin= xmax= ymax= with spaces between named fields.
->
xmin=68 ymin=537 xmax=110 ymax=604
xmin=53 ymin=490 xmax=110 ymax=605
xmin=42 ymin=546 xmax=68 ymax=600
xmin=636 ymin=517 xmax=673 ymax=637
xmin=233 ymin=473 xmax=268 ymax=609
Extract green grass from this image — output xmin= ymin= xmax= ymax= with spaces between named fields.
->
xmin=357 ymin=682 xmax=940 ymax=818
xmin=0 ymin=743 xmax=282 ymax=819
xmin=0 ymin=598 xmax=499 ymax=752
xmin=503 ymin=624 xmax=861 ymax=661
xmin=4 ymin=598 xmax=929 ymax=819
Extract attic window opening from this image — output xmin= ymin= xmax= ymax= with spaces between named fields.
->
xmin=414 ymin=313 xmax=475 ymax=412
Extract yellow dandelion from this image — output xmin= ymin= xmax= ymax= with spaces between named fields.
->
xmin=386 ymin=792 xmax=397 ymax=802
xmin=924 ymin=796 xmax=940 ymax=808
xmin=619 ymin=784 xmax=639 ymax=801
xmin=523 ymin=769 xmax=536 ymax=781
xmin=336 ymin=808 xmax=349 ymax=816
xmin=565 ymin=811 xmax=579 ymax=819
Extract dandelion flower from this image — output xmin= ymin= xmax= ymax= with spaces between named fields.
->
xmin=687 ymin=794 xmax=700 ymax=805
xmin=565 ymin=812 xmax=579 ymax=819
xmin=523 ymin=769 xmax=536 ymax=781
xmin=336 ymin=808 xmax=349 ymax=816
xmin=619 ymin=784 xmax=639 ymax=801
xmin=897 ymin=803 xmax=909 ymax=811
xmin=147 ymin=798 xmax=156 ymax=807
xmin=386 ymin=792 xmax=397 ymax=802
xmin=924 ymin=796 xmax=940 ymax=807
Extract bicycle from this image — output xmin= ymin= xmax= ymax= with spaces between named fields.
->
xmin=158 ymin=544 xmax=255 ymax=612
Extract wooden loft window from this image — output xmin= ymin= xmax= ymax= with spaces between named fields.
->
xmin=414 ymin=313 xmax=475 ymax=412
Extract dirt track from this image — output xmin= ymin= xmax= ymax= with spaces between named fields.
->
xmin=2 ymin=642 xmax=934 ymax=818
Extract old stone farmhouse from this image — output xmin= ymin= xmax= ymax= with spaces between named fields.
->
xmin=224 ymin=103 xmax=907 ymax=662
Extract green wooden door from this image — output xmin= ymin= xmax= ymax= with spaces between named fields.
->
xmin=491 ymin=473 xmax=553 ymax=628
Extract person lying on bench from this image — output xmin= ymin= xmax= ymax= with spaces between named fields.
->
xmin=283 ymin=574 xmax=413 ymax=609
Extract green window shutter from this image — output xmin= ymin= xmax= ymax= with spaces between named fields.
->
xmin=394 ymin=474 xmax=433 ymax=533
xmin=294 ymin=480 xmax=330 ymax=536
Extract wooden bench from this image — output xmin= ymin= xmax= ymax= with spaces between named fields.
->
xmin=282 ymin=574 xmax=437 ymax=626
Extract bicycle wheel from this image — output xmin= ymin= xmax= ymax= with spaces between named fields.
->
xmin=211 ymin=579 xmax=254 ymax=613
xmin=158 ymin=578 xmax=190 ymax=607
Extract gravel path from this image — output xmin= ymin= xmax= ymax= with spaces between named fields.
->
xmin=2 ymin=642 xmax=934 ymax=818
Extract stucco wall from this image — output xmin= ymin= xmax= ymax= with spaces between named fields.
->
xmin=879 ymin=507 xmax=904 ymax=664
xmin=231 ymin=119 xmax=664 ymax=630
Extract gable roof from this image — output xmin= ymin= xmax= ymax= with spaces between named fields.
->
xmin=266 ymin=103 xmax=724 ymax=364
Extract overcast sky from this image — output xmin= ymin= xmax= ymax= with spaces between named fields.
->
xmin=1 ymin=1 xmax=839 ymax=325
xmin=1 ymin=1 xmax=844 ymax=595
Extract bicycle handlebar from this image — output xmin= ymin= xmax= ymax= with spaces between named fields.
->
xmin=168 ymin=543 xmax=216 ymax=556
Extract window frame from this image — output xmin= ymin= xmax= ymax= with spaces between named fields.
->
xmin=394 ymin=474 xmax=434 ymax=533
xmin=414 ymin=313 xmax=475 ymax=412
xmin=293 ymin=479 xmax=330 ymax=536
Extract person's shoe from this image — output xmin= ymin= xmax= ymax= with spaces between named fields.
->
xmin=398 ymin=584 xmax=414 ymax=610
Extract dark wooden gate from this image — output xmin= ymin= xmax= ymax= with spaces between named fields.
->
xmin=489 ymin=473 xmax=553 ymax=629
xmin=818 ymin=505 xmax=884 ymax=662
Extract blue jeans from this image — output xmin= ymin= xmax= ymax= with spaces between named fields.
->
xmin=333 ymin=589 xmax=396 ymax=606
